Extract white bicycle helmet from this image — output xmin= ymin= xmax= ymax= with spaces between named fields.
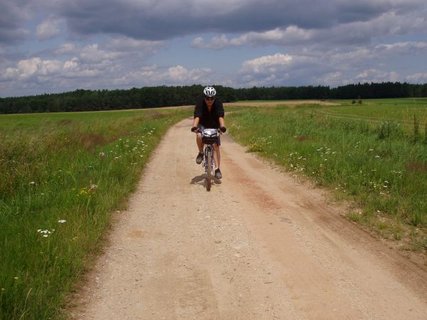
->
xmin=203 ymin=86 xmax=216 ymax=98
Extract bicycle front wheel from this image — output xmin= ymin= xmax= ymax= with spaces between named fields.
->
xmin=205 ymin=148 xmax=213 ymax=191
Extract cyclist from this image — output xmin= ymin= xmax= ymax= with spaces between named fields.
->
xmin=191 ymin=86 xmax=226 ymax=179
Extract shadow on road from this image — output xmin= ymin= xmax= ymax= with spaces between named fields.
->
xmin=190 ymin=174 xmax=222 ymax=188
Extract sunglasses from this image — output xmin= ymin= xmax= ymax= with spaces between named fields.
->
xmin=205 ymin=97 xmax=215 ymax=101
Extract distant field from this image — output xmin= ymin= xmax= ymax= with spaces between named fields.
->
xmin=0 ymin=108 xmax=188 ymax=320
xmin=227 ymin=98 xmax=427 ymax=251
xmin=225 ymin=99 xmax=338 ymax=108
xmin=318 ymin=98 xmax=427 ymax=130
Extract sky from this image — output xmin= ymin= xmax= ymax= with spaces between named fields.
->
xmin=1 ymin=0 xmax=427 ymax=97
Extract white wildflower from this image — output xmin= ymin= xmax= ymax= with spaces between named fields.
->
xmin=37 ymin=229 xmax=54 ymax=237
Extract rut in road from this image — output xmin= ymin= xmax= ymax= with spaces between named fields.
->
xmin=71 ymin=118 xmax=427 ymax=320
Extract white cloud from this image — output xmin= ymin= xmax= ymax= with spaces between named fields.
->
xmin=4 ymin=57 xmax=62 ymax=80
xmin=79 ymin=44 xmax=120 ymax=63
xmin=52 ymin=37 xmax=162 ymax=63
xmin=238 ymin=53 xmax=301 ymax=86
xmin=374 ymin=41 xmax=427 ymax=55
xmin=192 ymin=26 xmax=313 ymax=49
xmin=241 ymin=53 xmax=294 ymax=74
xmin=106 ymin=36 xmax=163 ymax=52
xmin=316 ymin=72 xmax=349 ymax=87
xmin=63 ymin=58 xmax=79 ymax=71
xmin=1 ymin=56 xmax=104 ymax=84
xmin=191 ymin=6 xmax=427 ymax=50
xmin=355 ymin=69 xmax=400 ymax=83
xmin=168 ymin=65 xmax=190 ymax=81
xmin=125 ymin=65 xmax=212 ymax=86
xmin=236 ymin=42 xmax=427 ymax=87
xmin=168 ymin=65 xmax=211 ymax=82
xmin=36 ymin=16 xmax=62 ymax=40
xmin=59 ymin=57 xmax=103 ymax=78
xmin=54 ymin=43 xmax=77 ymax=55
xmin=406 ymin=72 xmax=427 ymax=83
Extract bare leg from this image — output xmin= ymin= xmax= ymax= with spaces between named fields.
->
xmin=213 ymin=144 xmax=220 ymax=169
xmin=196 ymin=134 xmax=203 ymax=153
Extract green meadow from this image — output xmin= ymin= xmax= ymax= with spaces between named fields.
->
xmin=1 ymin=98 xmax=426 ymax=319
xmin=0 ymin=108 xmax=188 ymax=319
xmin=227 ymin=98 xmax=427 ymax=250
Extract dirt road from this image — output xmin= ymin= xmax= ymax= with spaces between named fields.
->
xmin=71 ymin=118 xmax=427 ymax=320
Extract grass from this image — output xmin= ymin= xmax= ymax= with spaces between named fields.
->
xmin=226 ymin=98 xmax=427 ymax=251
xmin=1 ymin=98 xmax=426 ymax=318
xmin=0 ymin=108 xmax=188 ymax=320
xmin=320 ymin=99 xmax=427 ymax=132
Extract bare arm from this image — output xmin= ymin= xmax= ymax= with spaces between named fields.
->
xmin=219 ymin=117 xmax=225 ymax=128
xmin=192 ymin=117 xmax=200 ymax=128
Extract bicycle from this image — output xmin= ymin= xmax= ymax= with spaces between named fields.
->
xmin=199 ymin=128 xmax=221 ymax=191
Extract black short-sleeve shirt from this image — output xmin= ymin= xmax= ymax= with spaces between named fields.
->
xmin=193 ymin=98 xmax=225 ymax=128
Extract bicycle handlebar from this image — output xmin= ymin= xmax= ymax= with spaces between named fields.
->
xmin=191 ymin=127 xmax=226 ymax=133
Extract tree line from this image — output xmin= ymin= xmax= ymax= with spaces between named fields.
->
xmin=1 ymin=82 xmax=426 ymax=114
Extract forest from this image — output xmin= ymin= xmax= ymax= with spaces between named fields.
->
xmin=1 ymin=82 xmax=427 ymax=114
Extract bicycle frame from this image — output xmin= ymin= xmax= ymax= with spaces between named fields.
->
xmin=200 ymin=128 xmax=220 ymax=191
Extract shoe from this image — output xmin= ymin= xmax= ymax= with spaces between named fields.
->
xmin=215 ymin=168 xmax=222 ymax=179
xmin=196 ymin=152 xmax=203 ymax=164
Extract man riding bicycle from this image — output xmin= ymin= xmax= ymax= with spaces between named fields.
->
xmin=191 ymin=86 xmax=226 ymax=179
